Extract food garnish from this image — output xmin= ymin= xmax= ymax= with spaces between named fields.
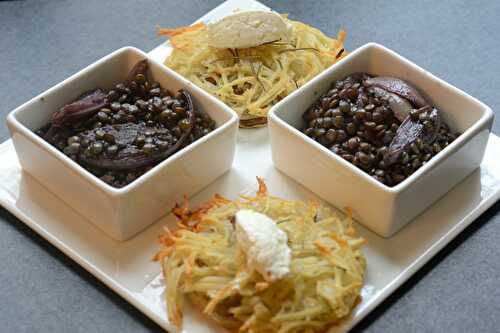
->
xmin=36 ymin=60 xmax=216 ymax=188
xmin=158 ymin=11 xmax=346 ymax=127
xmin=234 ymin=209 xmax=292 ymax=282
xmin=302 ymin=74 xmax=460 ymax=186
xmin=155 ymin=178 xmax=366 ymax=332
xmin=207 ymin=11 xmax=293 ymax=49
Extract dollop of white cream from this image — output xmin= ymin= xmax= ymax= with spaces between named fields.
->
xmin=235 ymin=209 xmax=291 ymax=282
xmin=207 ymin=11 xmax=292 ymax=49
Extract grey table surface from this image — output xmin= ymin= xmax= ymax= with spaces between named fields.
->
xmin=1 ymin=0 xmax=500 ymax=332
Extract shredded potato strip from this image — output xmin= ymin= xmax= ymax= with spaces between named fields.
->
xmin=159 ymin=18 xmax=346 ymax=126
xmin=155 ymin=178 xmax=366 ymax=332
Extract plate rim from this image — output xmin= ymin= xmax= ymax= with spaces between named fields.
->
xmin=2 ymin=0 xmax=500 ymax=331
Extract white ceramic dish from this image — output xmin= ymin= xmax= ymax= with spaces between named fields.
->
xmin=6 ymin=46 xmax=238 ymax=241
xmin=269 ymin=43 xmax=494 ymax=237
xmin=2 ymin=0 xmax=500 ymax=333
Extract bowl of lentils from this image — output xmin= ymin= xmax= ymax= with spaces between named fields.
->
xmin=301 ymin=73 xmax=459 ymax=187
xmin=7 ymin=47 xmax=239 ymax=240
xmin=37 ymin=59 xmax=217 ymax=188
xmin=268 ymin=43 xmax=493 ymax=237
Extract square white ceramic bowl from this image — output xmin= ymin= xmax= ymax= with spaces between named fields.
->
xmin=7 ymin=46 xmax=238 ymax=241
xmin=269 ymin=43 xmax=493 ymax=237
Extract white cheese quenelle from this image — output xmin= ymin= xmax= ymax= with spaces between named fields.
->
xmin=207 ymin=10 xmax=292 ymax=49
xmin=235 ymin=209 xmax=291 ymax=282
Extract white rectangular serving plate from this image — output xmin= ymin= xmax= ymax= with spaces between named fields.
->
xmin=1 ymin=130 xmax=500 ymax=333
xmin=2 ymin=0 xmax=500 ymax=332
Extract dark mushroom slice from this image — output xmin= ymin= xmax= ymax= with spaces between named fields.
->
xmin=80 ymin=89 xmax=196 ymax=171
xmin=364 ymin=76 xmax=428 ymax=108
xmin=384 ymin=108 xmax=441 ymax=166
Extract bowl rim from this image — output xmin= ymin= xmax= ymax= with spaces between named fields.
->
xmin=7 ymin=46 xmax=239 ymax=196
xmin=268 ymin=42 xmax=494 ymax=194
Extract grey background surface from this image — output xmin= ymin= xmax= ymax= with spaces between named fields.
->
xmin=1 ymin=0 xmax=500 ymax=332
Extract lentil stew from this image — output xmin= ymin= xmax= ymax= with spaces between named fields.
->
xmin=37 ymin=59 xmax=216 ymax=188
xmin=301 ymin=73 xmax=460 ymax=187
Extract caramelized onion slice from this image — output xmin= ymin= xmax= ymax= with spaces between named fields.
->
xmin=365 ymin=76 xmax=428 ymax=108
